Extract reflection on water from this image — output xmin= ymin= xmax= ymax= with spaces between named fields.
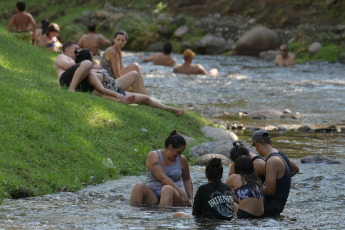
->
xmin=0 ymin=53 xmax=344 ymax=229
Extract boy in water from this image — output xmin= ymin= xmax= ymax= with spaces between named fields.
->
xmin=7 ymin=1 xmax=37 ymax=43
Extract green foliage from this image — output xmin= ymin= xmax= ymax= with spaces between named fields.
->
xmin=0 ymin=27 xmax=208 ymax=202
xmin=153 ymin=2 xmax=168 ymax=14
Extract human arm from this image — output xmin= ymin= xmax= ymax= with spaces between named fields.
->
xmin=289 ymin=159 xmax=299 ymax=177
xmin=197 ymin=64 xmax=209 ymax=75
xmin=54 ymin=54 xmax=76 ymax=71
xmin=28 ymin=13 xmax=37 ymax=40
xmin=78 ymin=35 xmax=85 ymax=48
xmin=228 ymin=162 xmax=235 ymax=177
xmin=180 ymin=155 xmax=193 ymax=206
xmin=138 ymin=54 xmax=154 ymax=63
xmin=252 ymin=157 xmax=266 ymax=178
xmin=263 ymin=157 xmax=281 ymax=196
xmin=98 ymin=34 xmax=111 ymax=48
xmin=146 ymin=151 xmax=190 ymax=205
xmin=7 ymin=16 xmax=15 ymax=31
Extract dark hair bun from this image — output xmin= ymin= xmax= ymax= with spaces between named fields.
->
xmin=170 ymin=130 xmax=178 ymax=136
xmin=75 ymin=49 xmax=92 ymax=63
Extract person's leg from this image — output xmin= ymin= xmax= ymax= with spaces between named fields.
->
xmin=92 ymin=90 xmax=135 ymax=104
xmin=159 ymin=185 xmax=182 ymax=206
xmin=125 ymin=92 xmax=184 ymax=116
xmin=116 ymin=71 xmax=141 ymax=93
xmin=173 ymin=212 xmax=193 ymax=218
xmin=69 ymin=60 xmax=93 ymax=91
xmin=130 ymin=182 xmax=159 ymax=205
xmin=120 ymin=63 xmax=149 ymax=95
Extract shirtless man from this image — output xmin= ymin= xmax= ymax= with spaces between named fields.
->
xmin=251 ymin=130 xmax=299 ymax=216
xmin=7 ymin=1 xmax=37 ymax=43
xmin=78 ymin=23 xmax=111 ymax=56
xmin=174 ymin=49 xmax=218 ymax=77
xmin=54 ymin=41 xmax=93 ymax=91
xmin=139 ymin=43 xmax=177 ymax=66
xmin=274 ymin=45 xmax=295 ymax=67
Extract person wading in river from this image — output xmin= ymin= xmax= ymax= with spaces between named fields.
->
xmin=251 ymin=130 xmax=299 ymax=216
xmin=274 ymin=44 xmax=295 ymax=67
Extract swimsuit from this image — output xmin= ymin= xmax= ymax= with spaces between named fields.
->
xmin=97 ymin=69 xmax=125 ymax=96
xmin=234 ymin=184 xmax=264 ymax=202
xmin=100 ymin=55 xmax=116 ymax=79
xmin=145 ymin=150 xmax=184 ymax=200
xmin=47 ymin=38 xmax=55 ymax=48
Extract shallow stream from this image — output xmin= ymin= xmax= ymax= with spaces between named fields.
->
xmin=0 ymin=53 xmax=344 ymax=229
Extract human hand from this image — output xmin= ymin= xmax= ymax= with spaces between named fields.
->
xmin=180 ymin=192 xmax=192 ymax=207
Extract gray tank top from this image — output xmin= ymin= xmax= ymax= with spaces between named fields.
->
xmin=100 ymin=55 xmax=116 ymax=79
xmin=145 ymin=150 xmax=184 ymax=192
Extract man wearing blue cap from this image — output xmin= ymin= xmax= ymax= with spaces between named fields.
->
xmin=251 ymin=129 xmax=299 ymax=216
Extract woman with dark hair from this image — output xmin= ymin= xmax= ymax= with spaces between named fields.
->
xmin=38 ymin=22 xmax=62 ymax=52
xmin=226 ymin=155 xmax=264 ymax=219
xmin=173 ymin=158 xmax=234 ymax=220
xmin=75 ymin=49 xmax=184 ymax=115
xmin=101 ymin=30 xmax=149 ymax=95
xmin=35 ymin=19 xmax=49 ymax=45
xmin=130 ymin=130 xmax=193 ymax=206
xmin=228 ymin=141 xmax=265 ymax=183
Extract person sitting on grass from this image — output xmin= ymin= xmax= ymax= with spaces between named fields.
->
xmin=75 ymin=49 xmax=184 ymax=116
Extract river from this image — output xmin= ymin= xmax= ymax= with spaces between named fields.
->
xmin=0 ymin=53 xmax=344 ymax=229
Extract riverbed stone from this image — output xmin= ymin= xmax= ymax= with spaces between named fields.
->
xmin=188 ymin=139 xmax=232 ymax=158
xmin=195 ymin=153 xmax=231 ymax=166
xmin=246 ymin=109 xmax=301 ymax=120
xmin=234 ymin=26 xmax=280 ymax=56
xmin=301 ymin=155 xmax=341 ymax=164
xmin=194 ymin=34 xmax=230 ymax=54
xmin=259 ymin=50 xmax=280 ymax=61
xmin=177 ymin=132 xmax=196 ymax=145
xmin=201 ymin=127 xmax=238 ymax=141
xmin=174 ymin=25 xmax=189 ymax=38
xmin=309 ymin=42 xmax=322 ymax=54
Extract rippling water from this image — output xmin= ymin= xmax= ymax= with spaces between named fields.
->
xmin=0 ymin=53 xmax=344 ymax=229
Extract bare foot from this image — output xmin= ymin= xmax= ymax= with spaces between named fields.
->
xmin=121 ymin=95 xmax=136 ymax=104
xmin=172 ymin=108 xmax=184 ymax=116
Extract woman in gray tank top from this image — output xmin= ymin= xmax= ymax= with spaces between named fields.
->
xmin=130 ymin=130 xmax=193 ymax=207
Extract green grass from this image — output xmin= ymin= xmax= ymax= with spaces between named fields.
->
xmin=0 ymin=27 xmax=211 ymax=202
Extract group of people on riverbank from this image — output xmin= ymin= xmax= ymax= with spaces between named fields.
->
xmin=130 ymin=129 xmax=299 ymax=220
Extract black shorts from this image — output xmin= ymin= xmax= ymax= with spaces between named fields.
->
xmin=264 ymin=199 xmax=284 ymax=216
xmin=237 ymin=209 xmax=264 ymax=219
xmin=59 ymin=63 xmax=94 ymax=93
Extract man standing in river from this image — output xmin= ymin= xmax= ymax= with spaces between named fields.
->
xmin=275 ymin=44 xmax=295 ymax=67
xmin=251 ymin=130 xmax=299 ymax=216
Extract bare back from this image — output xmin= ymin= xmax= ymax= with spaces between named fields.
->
xmin=174 ymin=63 xmax=207 ymax=75
xmin=79 ymin=33 xmax=111 ymax=55
xmin=151 ymin=53 xmax=176 ymax=66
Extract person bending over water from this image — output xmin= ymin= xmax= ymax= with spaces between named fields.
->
xmin=226 ymin=156 xmax=264 ymax=219
xmin=101 ymin=30 xmax=149 ymax=95
xmin=75 ymin=49 xmax=184 ymax=115
xmin=138 ymin=43 xmax=177 ymax=66
xmin=130 ymin=131 xmax=193 ymax=206
xmin=228 ymin=141 xmax=266 ymax=183
xmin=173 ymin=49 xmax=218 ymax=77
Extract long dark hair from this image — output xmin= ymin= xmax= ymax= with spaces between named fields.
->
xmin=75 ymin=49 xmax=92 ymax=63
xmin=235 ymin=155 xmax=262 ymax=191
xmin=230 ymin=141 xmax=250 ymax=162
xmin=206 ymin=158 xmax=223 ymax=187
xmin=164 ymin=130 xmax=186 ymax=149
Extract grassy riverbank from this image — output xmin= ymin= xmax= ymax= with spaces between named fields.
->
xmin=0 ymin=27 xmax=211 ymax=203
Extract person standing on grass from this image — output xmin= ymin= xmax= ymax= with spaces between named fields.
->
xmin=7 ymin=1 xmax=37 ymax=43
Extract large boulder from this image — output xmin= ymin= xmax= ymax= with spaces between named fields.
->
xmin=201 ymin=127 xmax=238 ymax=141
xmin=195 ymin=153 xmax=231 ymax=166
xmin=244 ymin=109 xmax=301 ymax=120
xmin=194 ymin=34 xmax=231 ymax=54
xmin=188 ymin=139 xmax=232 ymax=158
xmin=234 ymin=26 xmax=280 ymax=56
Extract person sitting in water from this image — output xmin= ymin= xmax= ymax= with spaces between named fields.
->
xmin=226 ymin=155 xmax=264 ymax=219
xmin=275 ymin=44 xmax=295 ymax=67
xmin=38 ymin=23 xmax=62 ymax=52
xmin=7 ymin=1 xmax=37 ymax=43
xmin=101 ymin=30 xmax=149 ymax=95
xmin=75 ymin=49 xmax=184 ymax=115
xmin=130 ymin=131 xmax=193 ymax=206
xmin=173 ymin=49 xmax=218 ymax=77
xmin=228 ymin=141 xmax=266 ymax=184
xmin=78 ymin=23 xmax=111 ymax=56
xmin=173 ymin=157 xmax=234 ymax=220
xmin=251 ymin=129 xmax=299 ymax=216
xmin=138 ymin=43 xmax=177 ymax=66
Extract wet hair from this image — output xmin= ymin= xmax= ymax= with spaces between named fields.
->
xmin=163 ymin=43 xmax=173 ymax=55
xmin=88 ymin=23 xmax=96 ymax=32
xmin=75 ymin=49 xmax=92 ymax=63
xmin=114 ymin=30 xmax=128 ymax=40
xmin=206 ymin=158 xmax=223 ymax=186
xmin=164 ymin=130 xmax=186 ymax=149
xmin=235 ymin=155 xmax=263 ymax=191
xmin=46 ymin=23 xmax=60 ymax=36
xmin=230 ymin=141 xmax=250 ymax=162
xmin=16 ymin=2 xmax=26 ymax=11
xmin=41 ymin=19 xmax=50 ymax=35
xmin=62 ymin=41 xmax=77 ymax=53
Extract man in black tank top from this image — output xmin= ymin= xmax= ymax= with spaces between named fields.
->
xmin=251 ymin=130 xmax=299 ymax=216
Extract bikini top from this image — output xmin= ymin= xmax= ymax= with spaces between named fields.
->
xmin=234 ymin=183 xmax=264 ymax=202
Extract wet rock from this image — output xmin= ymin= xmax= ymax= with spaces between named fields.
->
xmin=259 ymin=50 xmax=280 ymax=61
xmin=298 ymin=125 xmax=311 ymax=133
xmin=301 ymin=155 xmax=341 ymax=164
xmin=146 ymin=42 xmax=164 ymax=52
xmin=246 ymin=109 xmax=301 ymax=120
xmin=188 ymin=139 xmax=232 ymax=158
xmin=338 ymin=53 xmax=345 ymax=64
xmin=201 ymin=127 xmax=238 ymax=141
xmin=195 ymin=153 xmax=231 ymax=166
xmin=194 ymin=34 xmax=230 ymax=54
xmin=234 ymin=26 xmax=280 ymax=56
xmin=309 ymin=42 xmax=322 ymax=54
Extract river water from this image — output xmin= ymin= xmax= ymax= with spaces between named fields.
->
xmin=0 ymin=53 xmax=344 ymax=229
